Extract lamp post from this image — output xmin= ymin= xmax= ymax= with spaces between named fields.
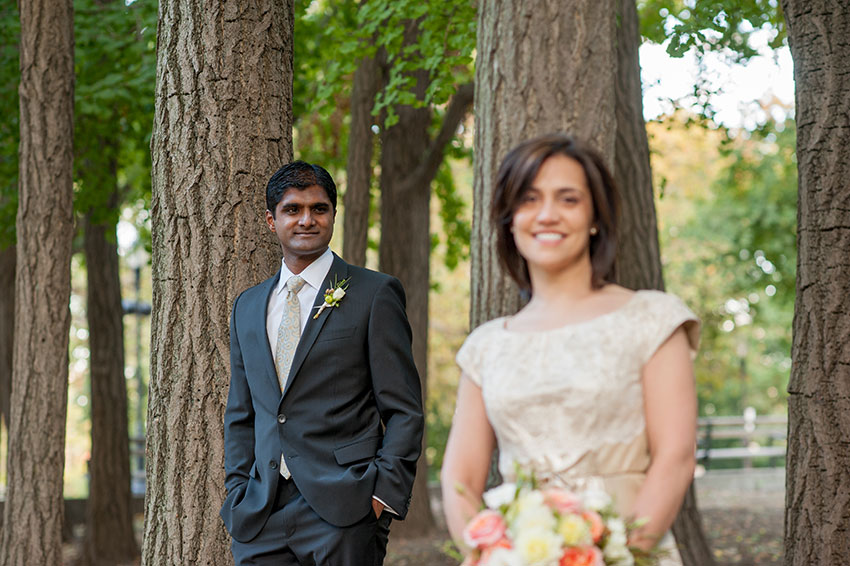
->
xmin=123 ymin=247 xmax=150 ymax=495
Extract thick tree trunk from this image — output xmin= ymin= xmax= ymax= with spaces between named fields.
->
xmin=378 ymin=43 xmax=474 ymax=539
xmin=378 ymin=58 xmax=436 ymax=537
xmin=781 ymin=2 xmax=850 ymax=564
xmin=342 ymin=54 xmax=382 ymax=266
xmin=0 ymin=0 xmax=74 ymax=563
xmin=612 ymin=0 xmax=663 ymax=292
xmin=472 ymin=0 xmax=617 ymax=328
xmin=612 ymin=2 xmax=714 ymax=565
xmin=0 ymin=245 xmax=13 ymax=430
xmin=76 ymin=206 xmax=139 ymax=566
xmin=144 ymin=1 xmax=293 ymax=564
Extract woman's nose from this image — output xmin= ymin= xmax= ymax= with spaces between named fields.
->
xmin=536 ymin=199 xmax=557 ymax=222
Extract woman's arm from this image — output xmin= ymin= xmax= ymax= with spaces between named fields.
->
xmin=441 ymin=374 xmax=497 ymax=548
xmin=630 ymin=327 xmax=697 ymax=550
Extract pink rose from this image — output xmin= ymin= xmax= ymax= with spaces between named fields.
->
xmin=582 ymin=510 xmax=605 ymax=543
xmin=463 ymin=509 xmax=508 ymax=549
xmin=543 ymin=488 xmax=582 ymax=514
xmin=559 ymin=546 xmax=604 ymax=566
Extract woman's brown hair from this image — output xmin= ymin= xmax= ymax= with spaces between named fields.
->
xmin=491 ymin=133 xmax=620 ymax=291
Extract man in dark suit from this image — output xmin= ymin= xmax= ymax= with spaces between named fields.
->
xmin=220 ymin=161 xmax=424 ymax=565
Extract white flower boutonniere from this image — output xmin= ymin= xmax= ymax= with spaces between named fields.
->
xmin=313 ymin=276 xmax=351 ymax=319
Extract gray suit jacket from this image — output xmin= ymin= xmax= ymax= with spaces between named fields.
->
xmin=220 ymin=253 xmax=423 ymax=543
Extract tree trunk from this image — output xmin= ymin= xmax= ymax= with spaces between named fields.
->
xmin=472 ymin=0 xmax=617 ymax=328
xmin=76 ymin=203 xmax=139 ymax=566
xmin=781 ymin=2 xmax=850 ymax=564
xmin=378 ymin=53 xmax=436 ymax=537
xmin=612 ymin=2 xmax=715 ymax=564
xmin=0 ymin=245 xmax=13 ymax=430
xmin=143 ymin=1 xmax=293 ymax=564
xmin=342 ymin=54 xmax=382 ymax=267
xmin=0 ymin=0 xmax=74 ymax=563
xmin=377 ymin=33 xmax=474 ymax=537
xmin=612 ymin=0 xmax=663 ymax=292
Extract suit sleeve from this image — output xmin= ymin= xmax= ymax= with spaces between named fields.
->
xmin=367 ymin=277 xmax=425 ymax=519
xmin=223 ymin=292 xmax=256 ymax=495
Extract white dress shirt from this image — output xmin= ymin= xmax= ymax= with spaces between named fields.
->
xmin=265 ymin=248 xmax=334 ymax=365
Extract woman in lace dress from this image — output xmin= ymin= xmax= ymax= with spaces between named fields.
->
xmin=441 ymin=134 xmax=699 ymax=563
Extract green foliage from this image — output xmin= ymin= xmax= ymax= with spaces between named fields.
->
xmin=73 ymin=0 xmax=157 ymax=230
xmin=638 ymin=0 xmax=786 ymax=61
xmin=0 ymin=2 xmax=20 ymax=249
xmin=659 ymin=117 xmax=796 ymax=416
xmin=294 ymin=0 xmax=475 ymax=271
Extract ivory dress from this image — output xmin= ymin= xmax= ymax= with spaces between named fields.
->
xmin=456 ymin=290 xmax=699 ymax=565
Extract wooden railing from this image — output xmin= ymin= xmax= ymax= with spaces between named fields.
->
xmin=697 ymin=410 xmax=787 ymax=470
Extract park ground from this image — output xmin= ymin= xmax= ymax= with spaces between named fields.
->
xmin=61 ymin=469 xmax=784 ymax=566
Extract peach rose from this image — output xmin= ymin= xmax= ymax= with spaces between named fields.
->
xmin=559 ymin=545 xmax=604 ymax=566
xmin=464 ymin=509 xmax=508 ymax=549
xmin=543 ymin=488 xmax=582 ymax=514
xmin=582 ymin=510 xmax=605 ymax=543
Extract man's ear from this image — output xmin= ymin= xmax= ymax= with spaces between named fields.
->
xmin=265 ymin=209 xmax=275 ymax=232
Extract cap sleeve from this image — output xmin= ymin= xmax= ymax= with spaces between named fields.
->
xmin=456 ymin=319 xmax=502 ymax=387
xmin=641 ymin=292 xmax=700 ymax=365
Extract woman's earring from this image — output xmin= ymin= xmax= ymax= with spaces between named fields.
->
xmin=590 ymin=226 xmax=598 ymax=236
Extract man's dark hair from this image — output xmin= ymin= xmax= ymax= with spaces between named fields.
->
xmin=266 ymin=161 xmax=337 ymax=216
xmin=491 ymin=133 xmax=620 ymax=291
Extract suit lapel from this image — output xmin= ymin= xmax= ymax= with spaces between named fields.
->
xmin=255 ymin=270 xmax=282 ymax=393
xmin=282 ymin=253 xmax=349 ymax=399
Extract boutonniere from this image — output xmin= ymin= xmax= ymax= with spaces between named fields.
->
xmin=313 ymin=275 xmax=351 ymax=319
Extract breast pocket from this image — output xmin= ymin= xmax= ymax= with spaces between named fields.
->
xmin=316 ymin=325 xmax=357 ymax=343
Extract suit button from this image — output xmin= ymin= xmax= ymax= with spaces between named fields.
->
xmin=270 ymin=460 xmax=278 ymax=470
xmin=277 ymin=414 xmax=286 ymax=424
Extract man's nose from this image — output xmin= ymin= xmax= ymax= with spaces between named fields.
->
xmin=298 ymin=209 xmax=315 ymax=225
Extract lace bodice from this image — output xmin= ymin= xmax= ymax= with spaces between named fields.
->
xmin=456 ymin=290 xmax=699 ymax=509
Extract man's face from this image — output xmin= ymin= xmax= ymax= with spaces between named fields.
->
xmin=266 ymin=185 xmax=335 ymax=271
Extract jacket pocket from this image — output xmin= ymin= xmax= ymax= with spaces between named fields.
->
xmin=333 ymin=435 xmax=381 ymax=465
xmin=316 ymin=326 xmax=357 ymax=343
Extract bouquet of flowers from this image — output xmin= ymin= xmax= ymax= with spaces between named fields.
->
xmin=461 ymin=471 xmax=660 ymax=566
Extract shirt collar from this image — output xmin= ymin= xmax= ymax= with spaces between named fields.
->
xmin=276 ymin=247 xmax=334 ymax=295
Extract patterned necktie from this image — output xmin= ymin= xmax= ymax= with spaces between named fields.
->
xmin=275 ymin=275 xmax=305 ymax=479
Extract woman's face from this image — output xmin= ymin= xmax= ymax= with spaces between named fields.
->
xmin=510 ymin=154 xmax=595 ymax=276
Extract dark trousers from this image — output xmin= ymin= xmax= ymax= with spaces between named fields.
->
xmin=231 ymin=478 xmax=392 ymax=566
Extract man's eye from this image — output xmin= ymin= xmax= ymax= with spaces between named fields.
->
xmin=283 ymin=206 xmax=299 ymax=214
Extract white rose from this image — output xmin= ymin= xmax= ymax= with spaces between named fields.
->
xmin=332 ymin=287 xmax=346 ymax=301
xmin=603 ymin=518 xmax=633 ymax=566
xmin=513 ymin=527 xmax=563 ymax=566
xmin=580 ymin=488 xmax=612 ymax=512
xmin=509 ymin=491 xmax=555 ymax=535
xmin=485 ymin=547 xmax=525 ymax=566
xmin=483 ymin=483 xmax=518 ymax=510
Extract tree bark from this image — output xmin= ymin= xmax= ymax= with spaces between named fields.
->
xmin=377 ymin=49 xmax=436 ymax=536
xmin=612 ymin=0 xmax=663 ymax=292
xmin=472 ymin=0 xmax=618 ymax=328
xmin=378 ymin=32 xmax=474 ymax=537
xmin=781 ymin=1 xmax=850 ymax=564
xmin=612 ymin=2 xmax=715 ymax=564
xmin=144 ymin=1 xmax=293 ymax=564
xmin=76 ymin=202 xmax=139 ymax=566
xmin=342 ymin=54 xmax=382 ymax=267
xmin=0 ymin=245 xmax=13 ymax=430
xmin=0 ymin=0 xmax=74 ymax=563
